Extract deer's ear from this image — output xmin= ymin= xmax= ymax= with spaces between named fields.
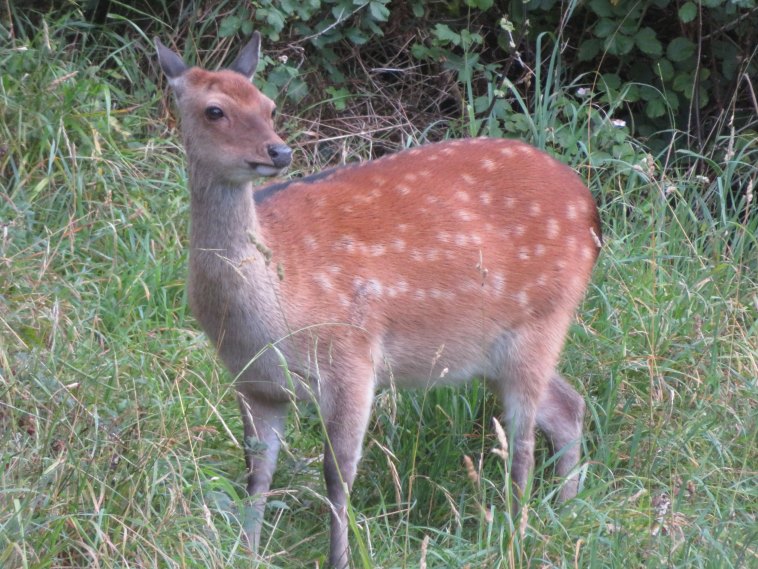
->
xmin=155 ymin=37 xmax=189 ymax=88
xmin=229 ymin=32 xmax=261 ymax=79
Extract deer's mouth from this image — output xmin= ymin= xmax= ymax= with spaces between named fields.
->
xmin=247 ymin=161 xmax=285 ymax=177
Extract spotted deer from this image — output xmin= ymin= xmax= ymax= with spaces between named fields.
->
xmin=155 ymin=32 xmax=601 ymax=569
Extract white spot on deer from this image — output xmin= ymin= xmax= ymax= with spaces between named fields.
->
xmin=480 ymin=192 xmax=492 ymax=206
xmin=546 ymin=218 xmax=560 ymax=239
xmin=536 ymin=274 xmax=547 ymax=287
xmin=420 ymin=170 xmax=432 ymax=178
xmin=513 ymin=225 xmax=526 ymax=237
xmin=371 ymin=176 xmax=386 ymax=187
xmin=426 ymin=249 xmax=441 ymax=262
xmin=369 ymin=244 xmax=387 ymax=257
xmin=428 ymin=154 xmax=439 ymax=161
xmin=315 ymin=272 xmax=333 ymax=291
xmin=455 ymin=233 xmax=469 ymax=247
xmin=482 ymin=159 xmax=497 ymax=172
xmin=529 ymin=202 xmax=541 ymax=216
xmin=340 ymin=204 xmax=354 ymax=214
xmin=328 ymin=265 xmax=341 ymax=275
xmin=579 ymin=199 xmax=589 ymax=214
xmin=567 ymin=236 xmax=577 ymax=251
xmin=415 ymin=289 xmax=427 ymax=300
xmin=408 ymin=148 xmax=422 ymax=156
xmin=391 ymin=238 xmax=406 ymax=252
xmin=430 ymin=288 xmax=443 ymax=299
xmin=582 ymin=246 xmax=594 ymax=260
xmin=566 ymin=203 xmax=578 ymax=220
xmin=396 ymin=280 xmax=409 ymax=294
xmin=411 ymin=249 xmax=424 ymax=262
xmin=457 ymin=210 xmax=475 ymax=222
xmin=504 ymin=197 xmax=516 ymax=209
xmin=518 ymin=246 xmax=530 ymax=261
xmin=516 ymin=290 xmax=529 ymax=306
xmin=397 ymin=185 xmax=411 ymax=196
xmin=556 ymin=258 xmax=567 ymax=270
xmin=316 ymin=196 xmax=327 ymax=208
xmin=398 ymin=223 xmax=409 ymax=233
xmin=425 ymin=195 xmax=439 ymax=205
xmin=303 ymin=235 xmax=317 ymax=250
xmin=404 ymin=173 xmax=418 ymax=183
xmin=534 ymin=243 xmax=546 ymax=257
xmin=442 ymin=147 xmax=455 ymax=156
xmin=338 ymin=293 xmax=350 ymax=307
xmin=334 ymin=235 xmax=356 ymax=254
xmin=492 ymin=271 xmax=506 ymax=295
xmin=455 ymin=190 xmax=471 ymax=203
xmin=366 ymin=278 xmax=383 ymax=296
xmin=437 ymin=231 xmax=451 ymax=243
xmin=499 ymin=147 xmax=515 ymax=158
xmin=471 ymin=234 xmax=483 ymax=246
xmin=461 ymin=173 xmax=476 ymax=186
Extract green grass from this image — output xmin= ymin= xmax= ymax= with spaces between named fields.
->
xmin=2 ymin=13 xmax=756 ymax=569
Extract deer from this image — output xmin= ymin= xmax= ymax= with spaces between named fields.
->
xmin=155 ymin=31 xmax=601 ymax=569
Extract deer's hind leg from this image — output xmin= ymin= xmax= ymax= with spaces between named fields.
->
xmin=537 ymin=373 xmax=585 ymax=501
xmin=490 ymin=320 xmax=573 ymax=510
xmin=320 ymin=361 xmax=376 ymax=569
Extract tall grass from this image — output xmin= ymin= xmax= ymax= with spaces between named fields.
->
xmin=1 ymin=11 xmax=756 ymax=569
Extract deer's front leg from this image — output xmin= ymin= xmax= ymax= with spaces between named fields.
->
xmin=237 ymin=393 xmax=288 ymax=553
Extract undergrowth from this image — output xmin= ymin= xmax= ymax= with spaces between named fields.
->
xmin=1 ymin=10 xmax=756 ymax=569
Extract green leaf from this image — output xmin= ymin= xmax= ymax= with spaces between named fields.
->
xmin=286 ymin=76 xmax=308 ymax=102
xmin=673 ymin=71 xmax=693 ymax=94
xmin=654 ymin=58 xmax=674 ymax=81
xmin=594 ymin=18 xmax=616 ymax=38
xmin=645 ymin=98 xmax=667 ymax=118
xmin=666 ymin=37 xmax=696 ymax=62
xmin=621 ymin=83 xmax=641 ymax=102
xmin=578 ymin=38 xmax=602 ymax=61
xmin=678 ymin=1 xmax=697 ymax=23
xmin=368 ymin=1 xmax=390 ymax=21
xmin=325 ymin=86 xmax=351 ymax=111
xmin=666 ymin=92 xmax=680 ymax=112
xmin=345 ymin=27 xmax=368 ymax=44
xmin=466 ymin=0 xmax=495 ymax=8
xmin=433 ymin=23 xmax=461 ymax=46
xmin=601 ymin=73 xmax=621 ymax=89
xmin=589 ymin=0 xmax=614 ymax=17
xmin=219 ymin=15 xmax=241 ymax=38
xmin=639 ymin=84 xmax=660 ymax=101
xmin=606 ymin=33 xmax=634 ymax=55
xmin=635 ymin=27 xmax=662 ymax=56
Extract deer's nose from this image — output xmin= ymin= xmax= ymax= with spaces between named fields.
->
xmin=267 ymin=144 xmax=292 ymax=169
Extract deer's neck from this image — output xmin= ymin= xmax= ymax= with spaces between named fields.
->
xmin=187 ymin=169 xmax=263 ymax=254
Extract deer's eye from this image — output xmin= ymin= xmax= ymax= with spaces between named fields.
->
xmin=205 ymin=106 xmax=224 ymax=121
xmin=271 ymin=107 xmax=277 ymax=120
